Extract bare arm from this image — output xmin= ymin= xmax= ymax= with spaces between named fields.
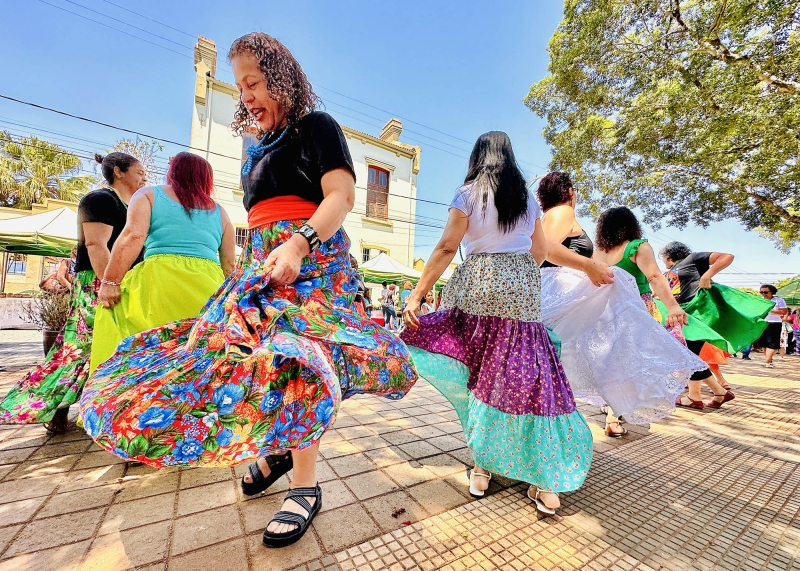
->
xmin=634 ymin=242 xmax=687 ymax=326
xmin=529 ymin=219 xmax=547 ymax=266
xmin=56 ymin=260 xmax=72 ymax=288
xmin=541 ymin=206 xmax=613 ymax=286
xmin=97 ymin=189 xmax=152 ymax=308
xmin=82 ymin=222 xmax=114 ymax=278
xmin=266 ymin=168 xmax=355 ymax=286
xmin=403 ymin=208 xmax=468 ymax=330
xmin=698 ymin=252 xmax=734 ymax=289
xmin=218 ymin=207 xmax=236 ymax=277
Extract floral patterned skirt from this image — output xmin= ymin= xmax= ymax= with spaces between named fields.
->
xmin=0 ymin=271 xmax=99 ymax=424
xmin=78 ymin=221 xmax=418 ymax=468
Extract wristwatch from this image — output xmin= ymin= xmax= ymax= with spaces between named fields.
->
xmin=295 ymin=223 xmax=321 ymax=253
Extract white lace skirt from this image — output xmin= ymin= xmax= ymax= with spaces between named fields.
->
xmin=540 ymin=267 xmax=706 ymax=424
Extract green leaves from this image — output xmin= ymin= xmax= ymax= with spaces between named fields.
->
xmin=526 ymin=0 xmax=800 ymax=250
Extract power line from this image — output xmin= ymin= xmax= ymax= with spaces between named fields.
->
xmin=35 ymin=0 xmax=191 ymax=59
xmin=98 ymin=0 xmax=196 ymax=39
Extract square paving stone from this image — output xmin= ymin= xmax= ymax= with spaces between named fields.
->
xmin=241 ymin=492 xmax=286 ymax=534
xmin=313 ymin=504 xmax=381 ymax=552
xmin=426 ymin=435 xmax=467 ymax=453
xmin=29 ymin=440 xmax=94 ymax=460
xmin=5 ymin=507 xmax=105 ymax=557
xmin=0 ymin=434 xmax=50 ymax=451
xmin=320 ymin=479 xmax=358 ymax=510
xmin=247 ymin=529 xmax=323 ymax=570
xmin=177 ymin=480 xmax=237 ymax=516
xmin=407 ymin=480 xmax=469 ymax=516
xmin=421 ymin=455 xmax=468 ymax=478
xmin=80 ymin=520 xmax=171 ymax=571
xmin=0 ymin=447 xmax=35 ymax=466
xmin=383 ymin=462 xmax=438 ymax=488
xmin=0 ymin=524 xmax=21 ymax=552
xmin=168 ymin=537 xmax=248 ymax=571
xmin=0 ymin=539 xmax=90 ymax=571
xmin=74 ymin=450 xmax=127 ymax=470
xmin=398 ymin=441 xmax=441 ymax=460
xmin=179 ymin=467 xmax=233 ymax=489
xmin=7 ymin=454 xmax=81 ymax=479
xmin=36 ymin=484 xmax=118 ymax=519
xmin=98 ymin=491 xmax=176 ymax=535
xmin=171 ymin=504 xmax=242 ymax=555
xmin=0 ymin=496 xmax=47 ymax=525
xmin=58 ymin=464 xmax=127 ymax=492
xmin=328 ymin=453 xmax=378 ymax=478
xmin=320 ymin=440 xmax=361 ymax=459
xmin=0 ymin=473 xmax=62 ymax=504
xmin=362 ymin=491 xmax=430 ymax=533
xmin=116 ymin=471 xmax=179 ymax=502
xmin=345 ymin=470 xmax=398 ymax=500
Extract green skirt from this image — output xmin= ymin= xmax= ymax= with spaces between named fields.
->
xmin=90 ymin=254 xmax=225 ymax=373
xmin=655 ymin=283 xmax=774 ymax=353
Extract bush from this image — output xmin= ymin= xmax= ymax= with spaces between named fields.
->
xmin=21 ymin=290 xmax=71 ymax=331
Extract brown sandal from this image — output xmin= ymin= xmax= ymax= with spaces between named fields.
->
xmin=707 ymin=390 xmax=735 ymax=409
xmin=604 ymin=421 xmax=628 ymax=438
xmin=676 ymin=396 xmax=704 ymax=410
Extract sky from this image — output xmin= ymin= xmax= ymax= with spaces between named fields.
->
xmin=1 ymin=0 xmax=797 ymax=289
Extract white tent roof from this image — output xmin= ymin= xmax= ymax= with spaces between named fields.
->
xmin=360 ymin=252 xmax=422 ymax=278
xmin=0 ymin=207 xmax=77 ymax=241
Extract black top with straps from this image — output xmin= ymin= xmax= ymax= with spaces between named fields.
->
xmin=241 ymin=112 xmax=356 ymax=212
xmin=541 ymin=230 xmax=595 ymax=268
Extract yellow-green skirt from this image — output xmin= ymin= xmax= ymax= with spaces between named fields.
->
xmin=90 ymin=254 xmax=225 ymax=374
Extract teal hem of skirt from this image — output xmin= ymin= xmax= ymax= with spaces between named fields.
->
xmin=408 ymin=347 xmax=593 ymax=492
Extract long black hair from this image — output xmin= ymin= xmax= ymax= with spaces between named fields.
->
xmin=463 ymin=131 xmax=529 ymax=233
xmin=595 ymin=207 xmax=643 ymax=251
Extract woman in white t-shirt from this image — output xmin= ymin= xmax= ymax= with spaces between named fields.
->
xmin=400 ymin=131 xmax=592 ymax=516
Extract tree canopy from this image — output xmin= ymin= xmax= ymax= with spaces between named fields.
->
xmin=107 ymin=138 xmax=164 ymax=186
xmin=526 ymin=0 xmax=800 ymax=251
xmin=0 ymin=132 xmax=92 ymax=209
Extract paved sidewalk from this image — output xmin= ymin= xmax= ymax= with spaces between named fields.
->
xmin=0 ymin=330 xmax=799 ymax=570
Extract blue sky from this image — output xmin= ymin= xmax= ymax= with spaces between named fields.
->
xmin=2 ymin=0 xmax=796 ymax=289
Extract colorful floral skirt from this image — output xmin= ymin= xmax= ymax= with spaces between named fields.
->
xmin=78 ymin=221 xmax=417 ymax=468
xmin=541 ymin=267 xmax=706 ymax=425
xmin=0 ymin=271 xmax=99 ymax=424
xmin=401 ymin=253 xmax=592 ymax=492
xmin=89 ymin=254 xmax=225 ymax=374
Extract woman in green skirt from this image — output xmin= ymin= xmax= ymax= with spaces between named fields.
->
xmin=0 ymin=152 xmax=147 ymax=432
xmin=89 ymin=152 xmax=236 ymax=373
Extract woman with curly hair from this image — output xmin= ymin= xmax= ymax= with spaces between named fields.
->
xmin=592 ymin=207 xmax=709 ymax=431
xmin=537 ymin=175 xmax=705 ymax=432
xmin=77 ymin=32 xmax=418 ymax=548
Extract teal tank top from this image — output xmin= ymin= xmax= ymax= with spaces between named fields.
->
xmin=614 ymin=239 xmax=651 ymax=294
xmin=144 ymin=186 xmax=223 ymax=262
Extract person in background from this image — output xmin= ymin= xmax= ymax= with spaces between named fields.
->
xmin=758 ymin=284 xmax=788 ymax=367
xmin=54 ymin=246 xmax=78 ymax=290
xmin=0 ymin=152 xmax=146 ymax=432
xmin=349 ymin=255 xmax=369 ymax=315
xmin=382 ymin=283 xmax=398 ymax=330
xmin=420 ymin=291 xmax=436 ymax=315
xmin=87 ymin=152 xmax=235 ymax=373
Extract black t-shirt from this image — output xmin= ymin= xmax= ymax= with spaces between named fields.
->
xmin=75 ymin=188 xmax=142 ymax=273
xmin=672 ymin=252 xmax=712 ymax=304
xmin=242 ymin=112 xmax=356 ymax=211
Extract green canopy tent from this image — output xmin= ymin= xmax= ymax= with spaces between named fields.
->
xmin=359 ymin=252 xmax=452 ymax=288
xmin=0 ymin=208 xmax=76 ymax=292
xmin=777 ymin=279 xmax=800 ymax=306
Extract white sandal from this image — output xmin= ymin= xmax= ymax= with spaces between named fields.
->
xmin=469 ymin=469 xmax=491 ymax=498
xmin=527 ymin=486 xmax=557 ymax=516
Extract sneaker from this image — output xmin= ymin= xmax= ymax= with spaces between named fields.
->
xmin=765 ymin=362 xmax=775 ymax=368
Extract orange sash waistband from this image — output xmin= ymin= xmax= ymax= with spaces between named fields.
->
xmin=247 ymin=196 xmax=319 ymax=229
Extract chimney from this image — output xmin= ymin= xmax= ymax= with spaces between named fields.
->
xmin=194 ymin=36 xmax=217 ymax=78
xmin=379 ymin=118 xmax=403 ymax=143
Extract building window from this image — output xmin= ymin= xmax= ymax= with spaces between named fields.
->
xmin=362 ymin=247 xmax=387 ymax=263
xmin=43 ymin=257 xmax=61 ymax=276
xmin=7 ymin=254 xmax=27 ymax=275
xmin=235 ymin=227 xmax=250 ymax=248
xmin=241 ymin=129 xmax=260 ymax=167
xmin=366 ymin=166 xmax=389 ymax=221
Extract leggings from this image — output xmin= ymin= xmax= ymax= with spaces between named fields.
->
xmin=686 ymin=340 xmax=713 ymax=381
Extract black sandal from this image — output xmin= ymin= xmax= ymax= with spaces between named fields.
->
xmin=240 ymin=452 xmax=293 ymax=496
xmin=262 ymin=484 xmax=322 ymax=548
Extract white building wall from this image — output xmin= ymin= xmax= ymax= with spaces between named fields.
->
xmin=190 ymin=78 xmax=419 ymax=266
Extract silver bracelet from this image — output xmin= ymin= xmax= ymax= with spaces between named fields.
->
xmin=101 ymin=279 xmax=121 ymax=287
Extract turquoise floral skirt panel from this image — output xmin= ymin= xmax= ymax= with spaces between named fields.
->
xmin=79 ymin=221 xmax=418 ymax=469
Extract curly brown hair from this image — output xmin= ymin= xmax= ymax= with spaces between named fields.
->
xmin=228 ymin=32 xmax=319 ymax=136
xmin=595 ymin=207 xmax=643 ymax=252
xmin=536 ymin=171 xmax=574 ymax=211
